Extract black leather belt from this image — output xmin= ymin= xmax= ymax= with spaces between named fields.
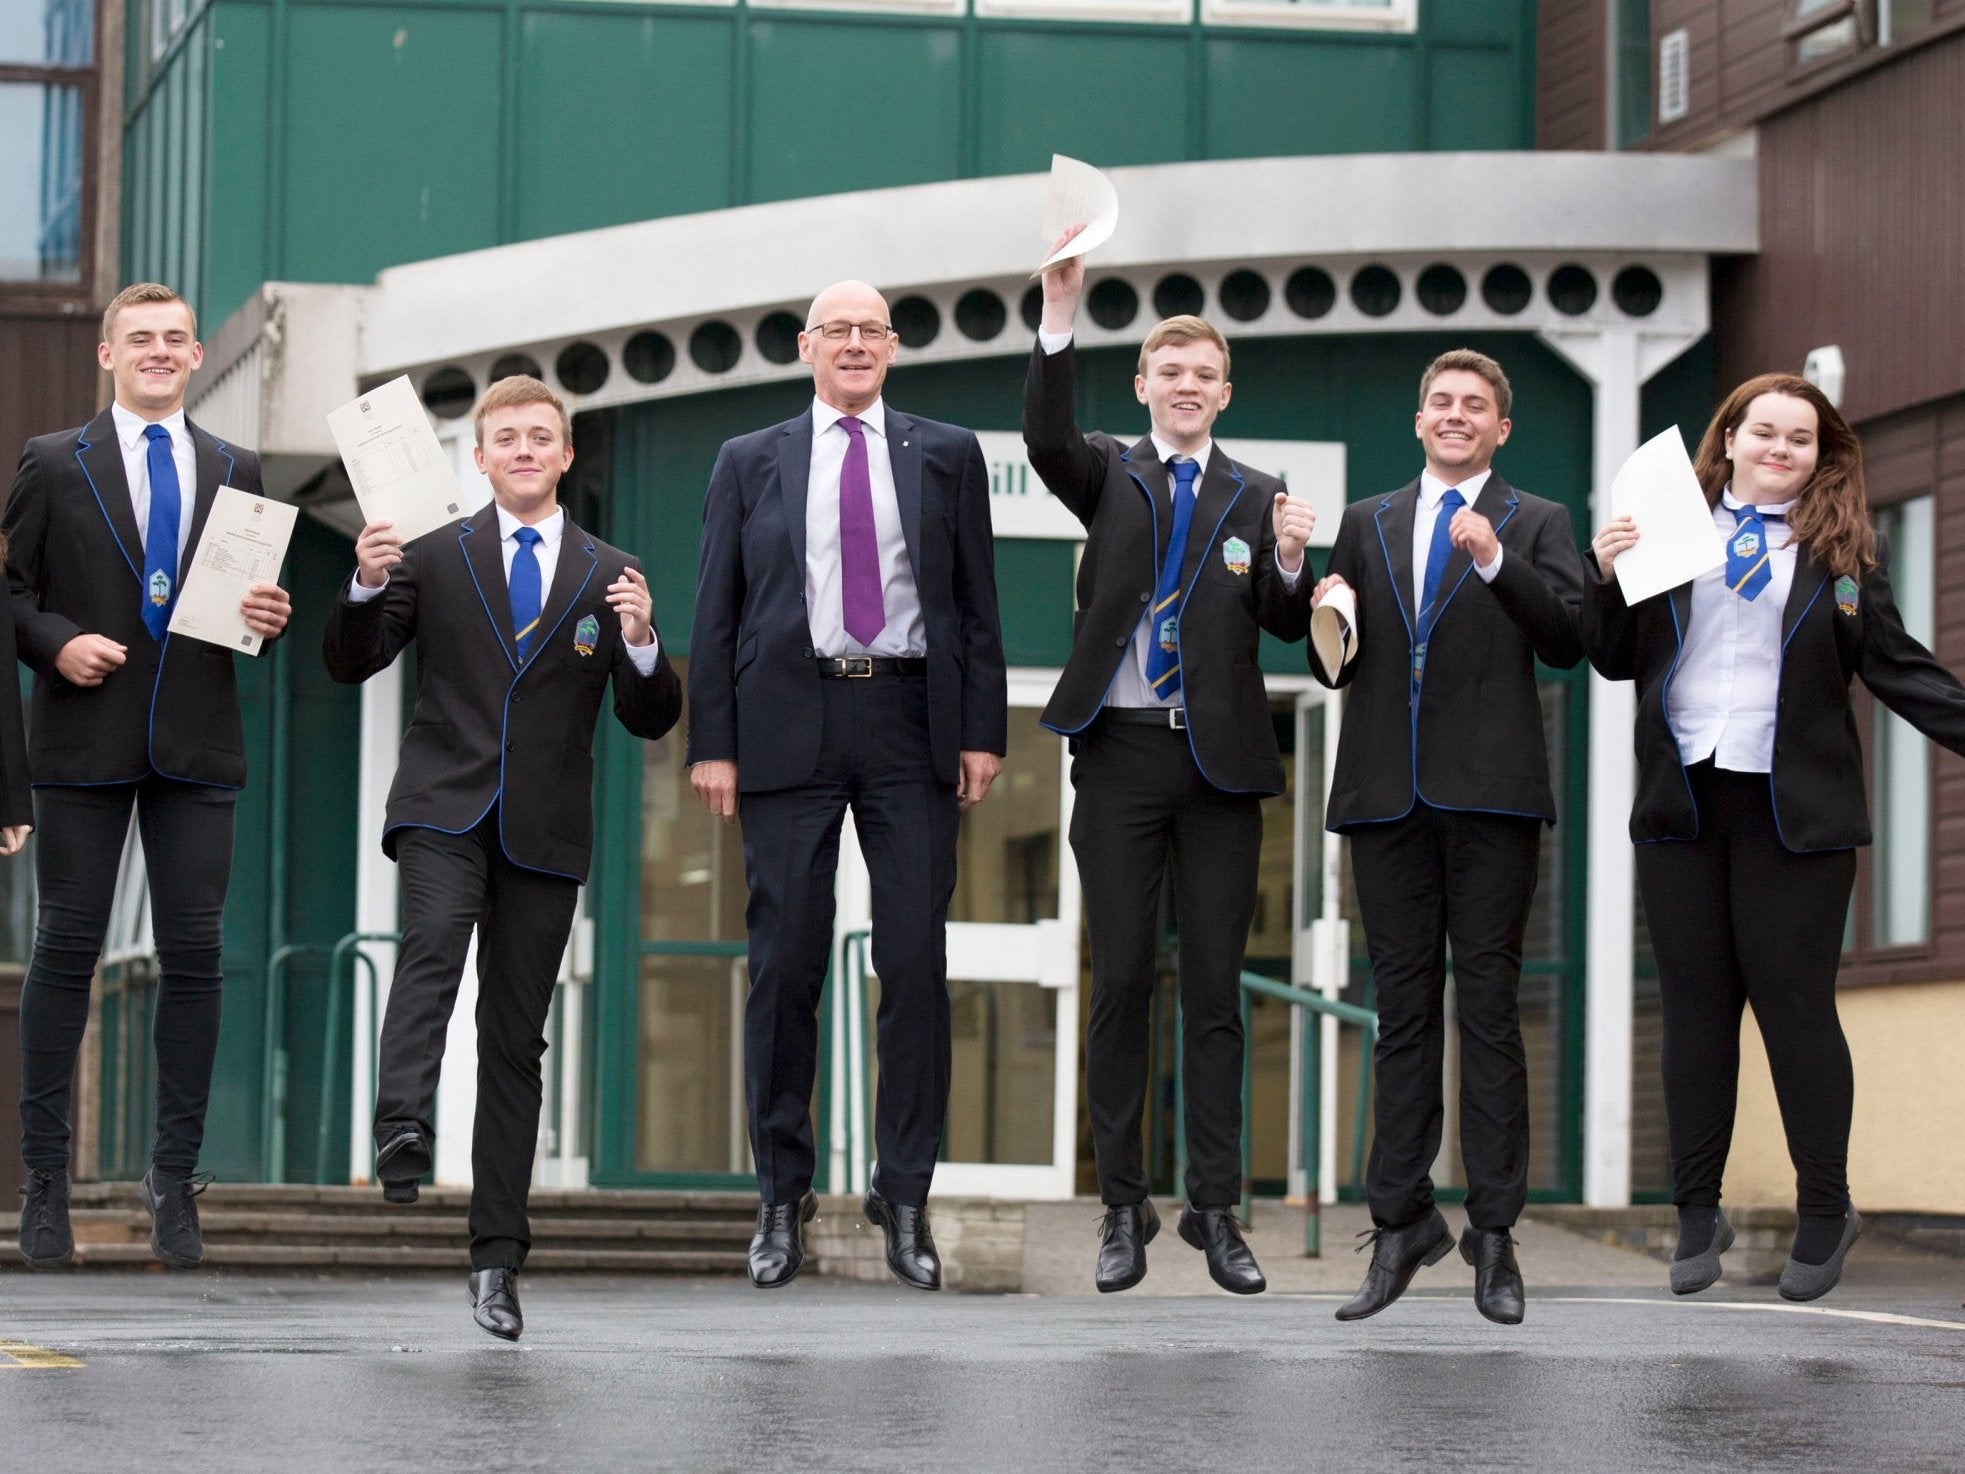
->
xmin=1102 ymin=706 xmax=1187 ymax=729
xmin=815 ymin=656 xmax=928 ymax=678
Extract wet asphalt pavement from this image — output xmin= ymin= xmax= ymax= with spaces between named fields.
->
xmin=4 ymin=1271 xmax=1964 ymax=1472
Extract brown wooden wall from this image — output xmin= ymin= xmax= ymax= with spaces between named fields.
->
xmin=1711 ymin=28 xmax=1965 ymax=427
xmin=1536 ymin=0 xmax=1608 ymax=148
xmin=1840 ymin=392 xmax=1965 ymax=987
xmin=1650 ymin=0 xmax=1965 ymax=150
xmin=0 ymin=314 xmax=102 ymax=473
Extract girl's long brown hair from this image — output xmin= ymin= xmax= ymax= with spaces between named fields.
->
xmin=1691 ymin=372 xmax=1875 ymax=575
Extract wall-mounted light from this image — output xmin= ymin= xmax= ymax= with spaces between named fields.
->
xmin=1803 ymin=344 xmax=1846 ymax=410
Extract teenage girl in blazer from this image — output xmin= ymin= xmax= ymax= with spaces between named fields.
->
xmin=1587 ymin=372 xmax=1965 ymax=1301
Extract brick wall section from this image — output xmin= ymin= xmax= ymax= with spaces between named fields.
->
xmin=1648 ymin=0 xmax=1965 ymax=151
xmin=1535 ymin=0 xmax=1608 ymax=149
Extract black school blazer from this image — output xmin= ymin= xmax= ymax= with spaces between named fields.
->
xmin=1583 ymin=536 xmax=1965 ymax=850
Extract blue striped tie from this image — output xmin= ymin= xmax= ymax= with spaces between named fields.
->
xmin=1143 ymin=458 xmax=1201 ymax=701
xmin=1726 ymin=505 xmax=1776 ymax=601
xmin=140 ymin=424 xmax=181 ymax=641
xmin=510 ymin=526 xmax=543 ymax=658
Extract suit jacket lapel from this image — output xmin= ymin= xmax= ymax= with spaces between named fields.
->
xmin=528 ymin=519 xmax=598 ymax=667
xmin=74 ymin=409 xmax=144 ymax=585
xmin=778 ymin=415 xmax=813 ymax=574
xmin=460 ymin=504 xmax=520 ymax=671
xmin=1784 ymin=544 xmax=1831 ymax=645
xmin=1375 ymin=481 xmax=1421 ymax=636
xmin=1180 ymin=450 xmax=1244 ymax=592
xmin=885 ymin=408 xmax=923 ymax=576
xmin=1122 ymin=435 xmax=1171 ymax=560
xmin=181 ymin=420 xmax=234 ymax=584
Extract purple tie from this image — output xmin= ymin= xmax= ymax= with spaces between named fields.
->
xmin=837 ymin=416 xmax=886 ymax=646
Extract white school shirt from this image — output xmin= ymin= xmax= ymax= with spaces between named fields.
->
xmin=1665 ymin=488 xmax=1798 ymax=773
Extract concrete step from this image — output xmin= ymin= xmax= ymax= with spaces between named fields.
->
xmin=0 ymin=1240 xmax=744 ymax=1272
xmin=0 ymin=1183 xmax=756 ymax=1273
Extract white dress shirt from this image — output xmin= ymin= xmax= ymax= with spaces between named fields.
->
xmin=805 ymin=397 xmax=925 ymax=658
xmin=348 ymin=502 xmax=659 ymax=670
xmin=1413 ymin=468 xmax=1503 ymax=596
xmin=1666 ymin=488 xmax=1797 ymax=773
xmin=110 ymin=401 xmax=195 ymax=569
xmin=1037 ymin=331 xmax=1300 ymax=709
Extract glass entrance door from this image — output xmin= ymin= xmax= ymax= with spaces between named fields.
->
xmin=831 ymin=673 xmax=1081 ymax=1199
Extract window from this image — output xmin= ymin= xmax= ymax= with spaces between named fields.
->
xmin=1869 ymin=496 xmax=1935 ymax=947
xmin=1202 ymin=0 xmax=1416 ymax=29
xmin=0 ymin=0 xmax=94 ymax=288
xmin=975 ymin=0 xmax=1187 ymax=18
xmin=1614 ymin=0 xmax=1652 ymax=148
xmin=1785 ymin=0 xmax=1864 ymax=68
xmin=1880 ymin=0 xmax=1933 ymax=46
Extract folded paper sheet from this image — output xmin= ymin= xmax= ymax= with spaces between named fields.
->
xmin=1311 ymin=583 xmax=1358 ymax=684
xmin=1034 ymin=155 xmax=1119 ymax=276
xmin=167 ymin=485 xmax=297 ymax=655
xmin=1609 ymin=425 xmax=1724 ymax=605
xmin=327 ymin=375 xmax=470 ymax=548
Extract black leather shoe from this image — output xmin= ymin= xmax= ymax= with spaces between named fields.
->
xmin=140 ymin=1167 xmax=211 ymax=1270
xmin=749 ymin=1191 xmax=819 ymax=1288
xmin=1095 ymin=1200 xmax=1161 ymax=1293
xmin=1460 ymin=1225 xmax=1526 ymax=1325
xmin=863 ymin=1188 xmax=941 ymax=1291
xmin=469 ymin=1267 xmax=523 ymax=1341
xmin=17 ymin=1168 xmax=74 ymax=1269
xmin=1334 ymin=1207 xmax=1452 ymax=1322
xmin=376 ymin=1127 xmax=431 ymax=1205
xmin=1176 ymin=1203 xmax=1266 ymax=1295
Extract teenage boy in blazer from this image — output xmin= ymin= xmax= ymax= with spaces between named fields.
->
xmin=688 ymin=279 xmax=1007 ymax=1293
xmin=1026 ymin=232 xmax=1316 ymax=1295
xmin=1312 ymin=349 xmax=1584 ymax=1326
xmin=324 ymin=375 xmax=680 ymax=1340
xmin=8 ymin=282 xmax=291 ymax=1271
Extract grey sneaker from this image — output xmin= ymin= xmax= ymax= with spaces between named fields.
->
xmin=1669 ymin=1209 xmax=1735 ymax=1295
xmin=17 ymin=1168 xmax=75 ymax=1269
xmin=1778 ymin=1208 xmax=1862 ymax=1303
xmin=140 ymin=1167 xmax=212 ymax=1269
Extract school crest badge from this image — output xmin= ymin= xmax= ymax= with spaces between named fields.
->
xmin=1835 ymin=575 xmax=1860 ymax=616
xmin=149 ymin=570 xmax=171 ymax=607
xmin=1730 ymin=528 xmax=1760 ymax=560
xmin=1220 ymin=536 xmax=1251 ymax=576
xmin=573 ymin=614 xmax=599 ymax=656
xmin=1157 ymin=616 xmax=1179 ymax=654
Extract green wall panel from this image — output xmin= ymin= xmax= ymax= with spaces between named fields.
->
xmin=973 ymin=30 xmax=1191 ymax=176
xmin=1425 ymin=45 xmax=1528 ymax=151
xmin=205 ymin=4 xmax=272 ymax=325
xmin=279 ymin=5 xmax=504 ymax=282
xmin=1205 ymin=38 xmax=1421 ymax=158
xmin=514 ymin=11 xmax=736 ymax=240
xmin=746 ymin=20 xmax=962 ymax=204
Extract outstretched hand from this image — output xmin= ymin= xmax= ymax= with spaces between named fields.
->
xmin=1038 ymin=224 xmax=1088 ymax=334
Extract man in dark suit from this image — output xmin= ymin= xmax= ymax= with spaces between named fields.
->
xmin=324 ymin=375 xmax=680 ymax=1339
xmin=1026 ymin=240 xmax=1315 ymax=1295
xmin=7 ymin=282 xmax=292 ymax=1271
xmin=1312 ymin=349 xmax=1584 ymax=1325
xmin=688 ymin=279 xmax=1006 ymax=1293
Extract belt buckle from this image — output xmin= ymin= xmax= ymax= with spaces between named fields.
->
xmin=841 ymin=655 xmax=875 ymax=679
xmin=1169 ymin=707 xmax=1186 ymax=730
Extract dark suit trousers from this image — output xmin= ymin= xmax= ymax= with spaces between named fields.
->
xmin=1634 ymin=761 xmax=1856 ymax=1217
xmin=375 ymin=816 xmax=577 ymax=1270
xmin=1349 ymin=803 xmax=1540 ymax=1231
xmin=1070 ymin=719 xmax=1262 ymax=1208
xmin=18 ymin=777 xmax=235 ymax=1174
xmin=739 ymin=673 xmax=957 ymax=1208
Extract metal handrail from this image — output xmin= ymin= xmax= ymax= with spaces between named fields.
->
xmin=260 ymin=942 xmax=329 ymax=1183
xmin=1237 ymin=968 xmax=1380 ymax=1256
xmin=322 ymin=933 xmax=390 ymax=1186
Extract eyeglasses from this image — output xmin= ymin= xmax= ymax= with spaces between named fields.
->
xmin=806 ymin=320 xmax=894 ymax=342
